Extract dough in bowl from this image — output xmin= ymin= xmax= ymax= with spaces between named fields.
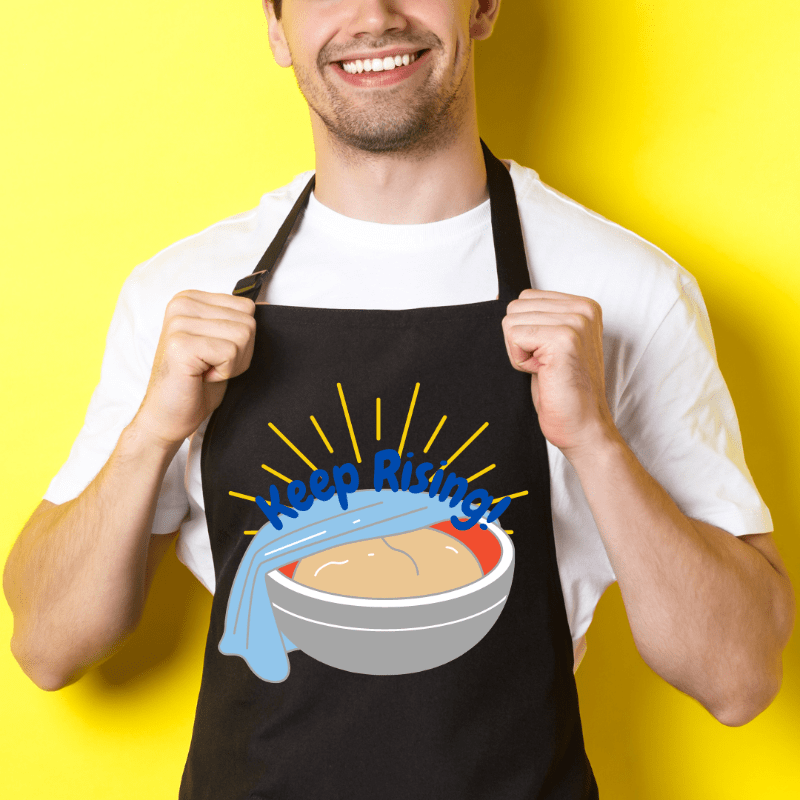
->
xmin=293 ymin=527 xmax=483 ymax=598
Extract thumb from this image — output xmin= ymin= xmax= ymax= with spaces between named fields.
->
xmin=528 ymin=371 xmax=540 ymax=410
xmin=509 ymin=339 xmax=541 ymax=373
xmin=203 ymin=379 xmax=229 ymax=414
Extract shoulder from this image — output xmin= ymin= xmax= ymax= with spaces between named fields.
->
xmin=507 ymin=159 xmax=702 ymax=348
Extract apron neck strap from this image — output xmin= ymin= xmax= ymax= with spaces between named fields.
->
xmin=233 ymin=175 xmax=316 ymax=300
xmin=482 ymin=140 xmax=532 ymax=302
xmin=233 ymin=141 xmax=531 ymax=303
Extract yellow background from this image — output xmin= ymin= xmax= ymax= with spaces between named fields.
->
xmin=2 ymin=0 xmax=798 ymax=796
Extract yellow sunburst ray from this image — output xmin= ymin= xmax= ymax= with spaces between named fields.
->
xmin=337 ymin=382 xmax=362 ymax=463
xmin=228 ymin=491 xmax=257 ymax=502
xmin=269 ymin=422 xmax=318 ymax=471
xmin=423 ymin=415 xmax=447 ymax=453
xmin=442 ymin=422 xmax=489 ymax=470
xmin=467 ymin=464 xmax=496 ymax=482
xmin=491 ymin=490 xmax=529 ymax=505
xmin=261 ymin=464 xmax=293 ymax=483
xmin=310 ymin=415 xmax=334 ymax=453
xmin=398 ymin=383 xmax=420 ymax=455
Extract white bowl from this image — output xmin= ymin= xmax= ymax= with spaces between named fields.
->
xmin=265 ymin=521 xmax=514 ymax=675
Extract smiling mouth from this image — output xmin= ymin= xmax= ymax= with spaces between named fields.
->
xmin=336 ymin=49 xmax=429 ymax=75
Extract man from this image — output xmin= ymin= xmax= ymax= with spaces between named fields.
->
xmin=4 ymin=1 xmax=794 ymax=798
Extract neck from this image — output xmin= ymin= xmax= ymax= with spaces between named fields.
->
xmin=310 ymin=115 xmax=488 ymax=225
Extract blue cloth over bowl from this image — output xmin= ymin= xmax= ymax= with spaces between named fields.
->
xmin=219 ymin=489 xmax=455 ymax=682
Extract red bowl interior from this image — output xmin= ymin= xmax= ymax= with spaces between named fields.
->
xmin=277 ymin=519 xmax=502 ymax=580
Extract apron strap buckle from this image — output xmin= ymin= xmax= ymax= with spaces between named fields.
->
xmin=233 ymin=271 xmax=266 ymax=299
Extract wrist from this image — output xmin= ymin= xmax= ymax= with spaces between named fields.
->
xmin=560 ymin=423 xmax=628 ymax=472
xmin=124 ymin=412 xmax=185 ymax=459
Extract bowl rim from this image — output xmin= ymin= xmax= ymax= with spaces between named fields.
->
xmin=267 ymin=520 xmax=513 ymax=607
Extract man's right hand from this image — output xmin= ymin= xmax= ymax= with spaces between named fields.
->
xmin=134 ymin=290 xmax=257 ymax=447
xmin=4 ymin=291 xmax=257 ymax=691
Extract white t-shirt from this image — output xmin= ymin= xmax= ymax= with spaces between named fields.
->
xmin=45 ymin=161 xmax=773 ymax=657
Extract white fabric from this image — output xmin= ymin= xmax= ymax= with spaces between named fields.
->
xmin=45 ymin=161 xmax=773 ymax=649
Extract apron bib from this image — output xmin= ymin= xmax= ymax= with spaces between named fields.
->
xmin=179 ymin=143 xmax=598 ymax=799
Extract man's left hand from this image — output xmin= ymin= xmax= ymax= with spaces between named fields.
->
xmin=501 ymin=289 xmax=618 ymax=459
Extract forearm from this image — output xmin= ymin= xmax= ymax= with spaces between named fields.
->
xmin=567 ymin=430 xmax=794 ymax=725
xmin=3 ymin=419 xmax=180 ymax=690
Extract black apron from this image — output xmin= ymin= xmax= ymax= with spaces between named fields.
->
xmin=180 ymin=143 xmax=598 ymax=799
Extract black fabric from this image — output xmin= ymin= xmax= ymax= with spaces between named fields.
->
xmin=233 ymin=176 xmax=316 ymax=299
xmin=180 ymin=144 xmax=598 ymax=799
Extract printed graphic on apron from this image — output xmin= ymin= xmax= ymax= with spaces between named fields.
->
xmin=220 ymin=381 xmax=529 ymax=683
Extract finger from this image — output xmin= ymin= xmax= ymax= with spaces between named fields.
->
xmin=507 ymin=294 xmax=601 ymax=324
xmin=165 ymin=314 xmax=256 ymax=344
xmin=166 ymin=332 xmax=253 ymax=382
xmin=500 ymin=316 xmax=542 ymax=372
xmin=501 ymin=310 xmax=591 ymax=372
xmin=204 ymin=328 xmax=255 ymax=381
xmin=166 ymin=291 xmax=256 ymax=321
xmin=163 ymin=306 xmax=257 ymax=350
xmin=163 ymin=315 xmax=255 ymax=376
xmin=508 ymin=338 xmax=537 ymax=370
xmin=173 ymin=289 xmax=257 ymax=310
xmin=516 ymin=289 xmax=592 ymax=303
xmin=504 ymin=324 xmax=582 ymax=372
xmin=503 ymin=310 xmax=593 ymax=334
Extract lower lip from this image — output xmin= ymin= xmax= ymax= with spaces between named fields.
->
xmin=331 ymin=50 xmax=430 ymax=88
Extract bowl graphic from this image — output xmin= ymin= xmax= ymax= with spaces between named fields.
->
xmin=265 ymin=520 xmax=514 ymax=675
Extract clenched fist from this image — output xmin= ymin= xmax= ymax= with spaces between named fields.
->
xmin=501 ymin=289 xmax=618 ymax=459
xmin=134 ymin=290 xmax=257 ymax=448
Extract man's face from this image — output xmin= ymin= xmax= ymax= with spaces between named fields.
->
xmin=267 ymin=1 xmax=490 ymax=155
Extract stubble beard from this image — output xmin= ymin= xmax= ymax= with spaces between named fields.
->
xmin=291 ymin=39 xmax=473 ymax=159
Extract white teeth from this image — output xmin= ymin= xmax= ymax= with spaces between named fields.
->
xmin=341 ymin=52 xmax=418 ymax=75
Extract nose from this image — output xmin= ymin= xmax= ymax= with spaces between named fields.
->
xmin=345 ymin=0 xmax=408 ymax=39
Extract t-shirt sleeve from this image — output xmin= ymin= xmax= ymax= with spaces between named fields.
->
xmin=43 ymin=267 xmax=190 ymax=534
xmin=615 ymin=275 xmax=773 ymax=536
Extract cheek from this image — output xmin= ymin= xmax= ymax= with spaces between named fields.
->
xmin=281 ymin=15 xmax=332 ymax=69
